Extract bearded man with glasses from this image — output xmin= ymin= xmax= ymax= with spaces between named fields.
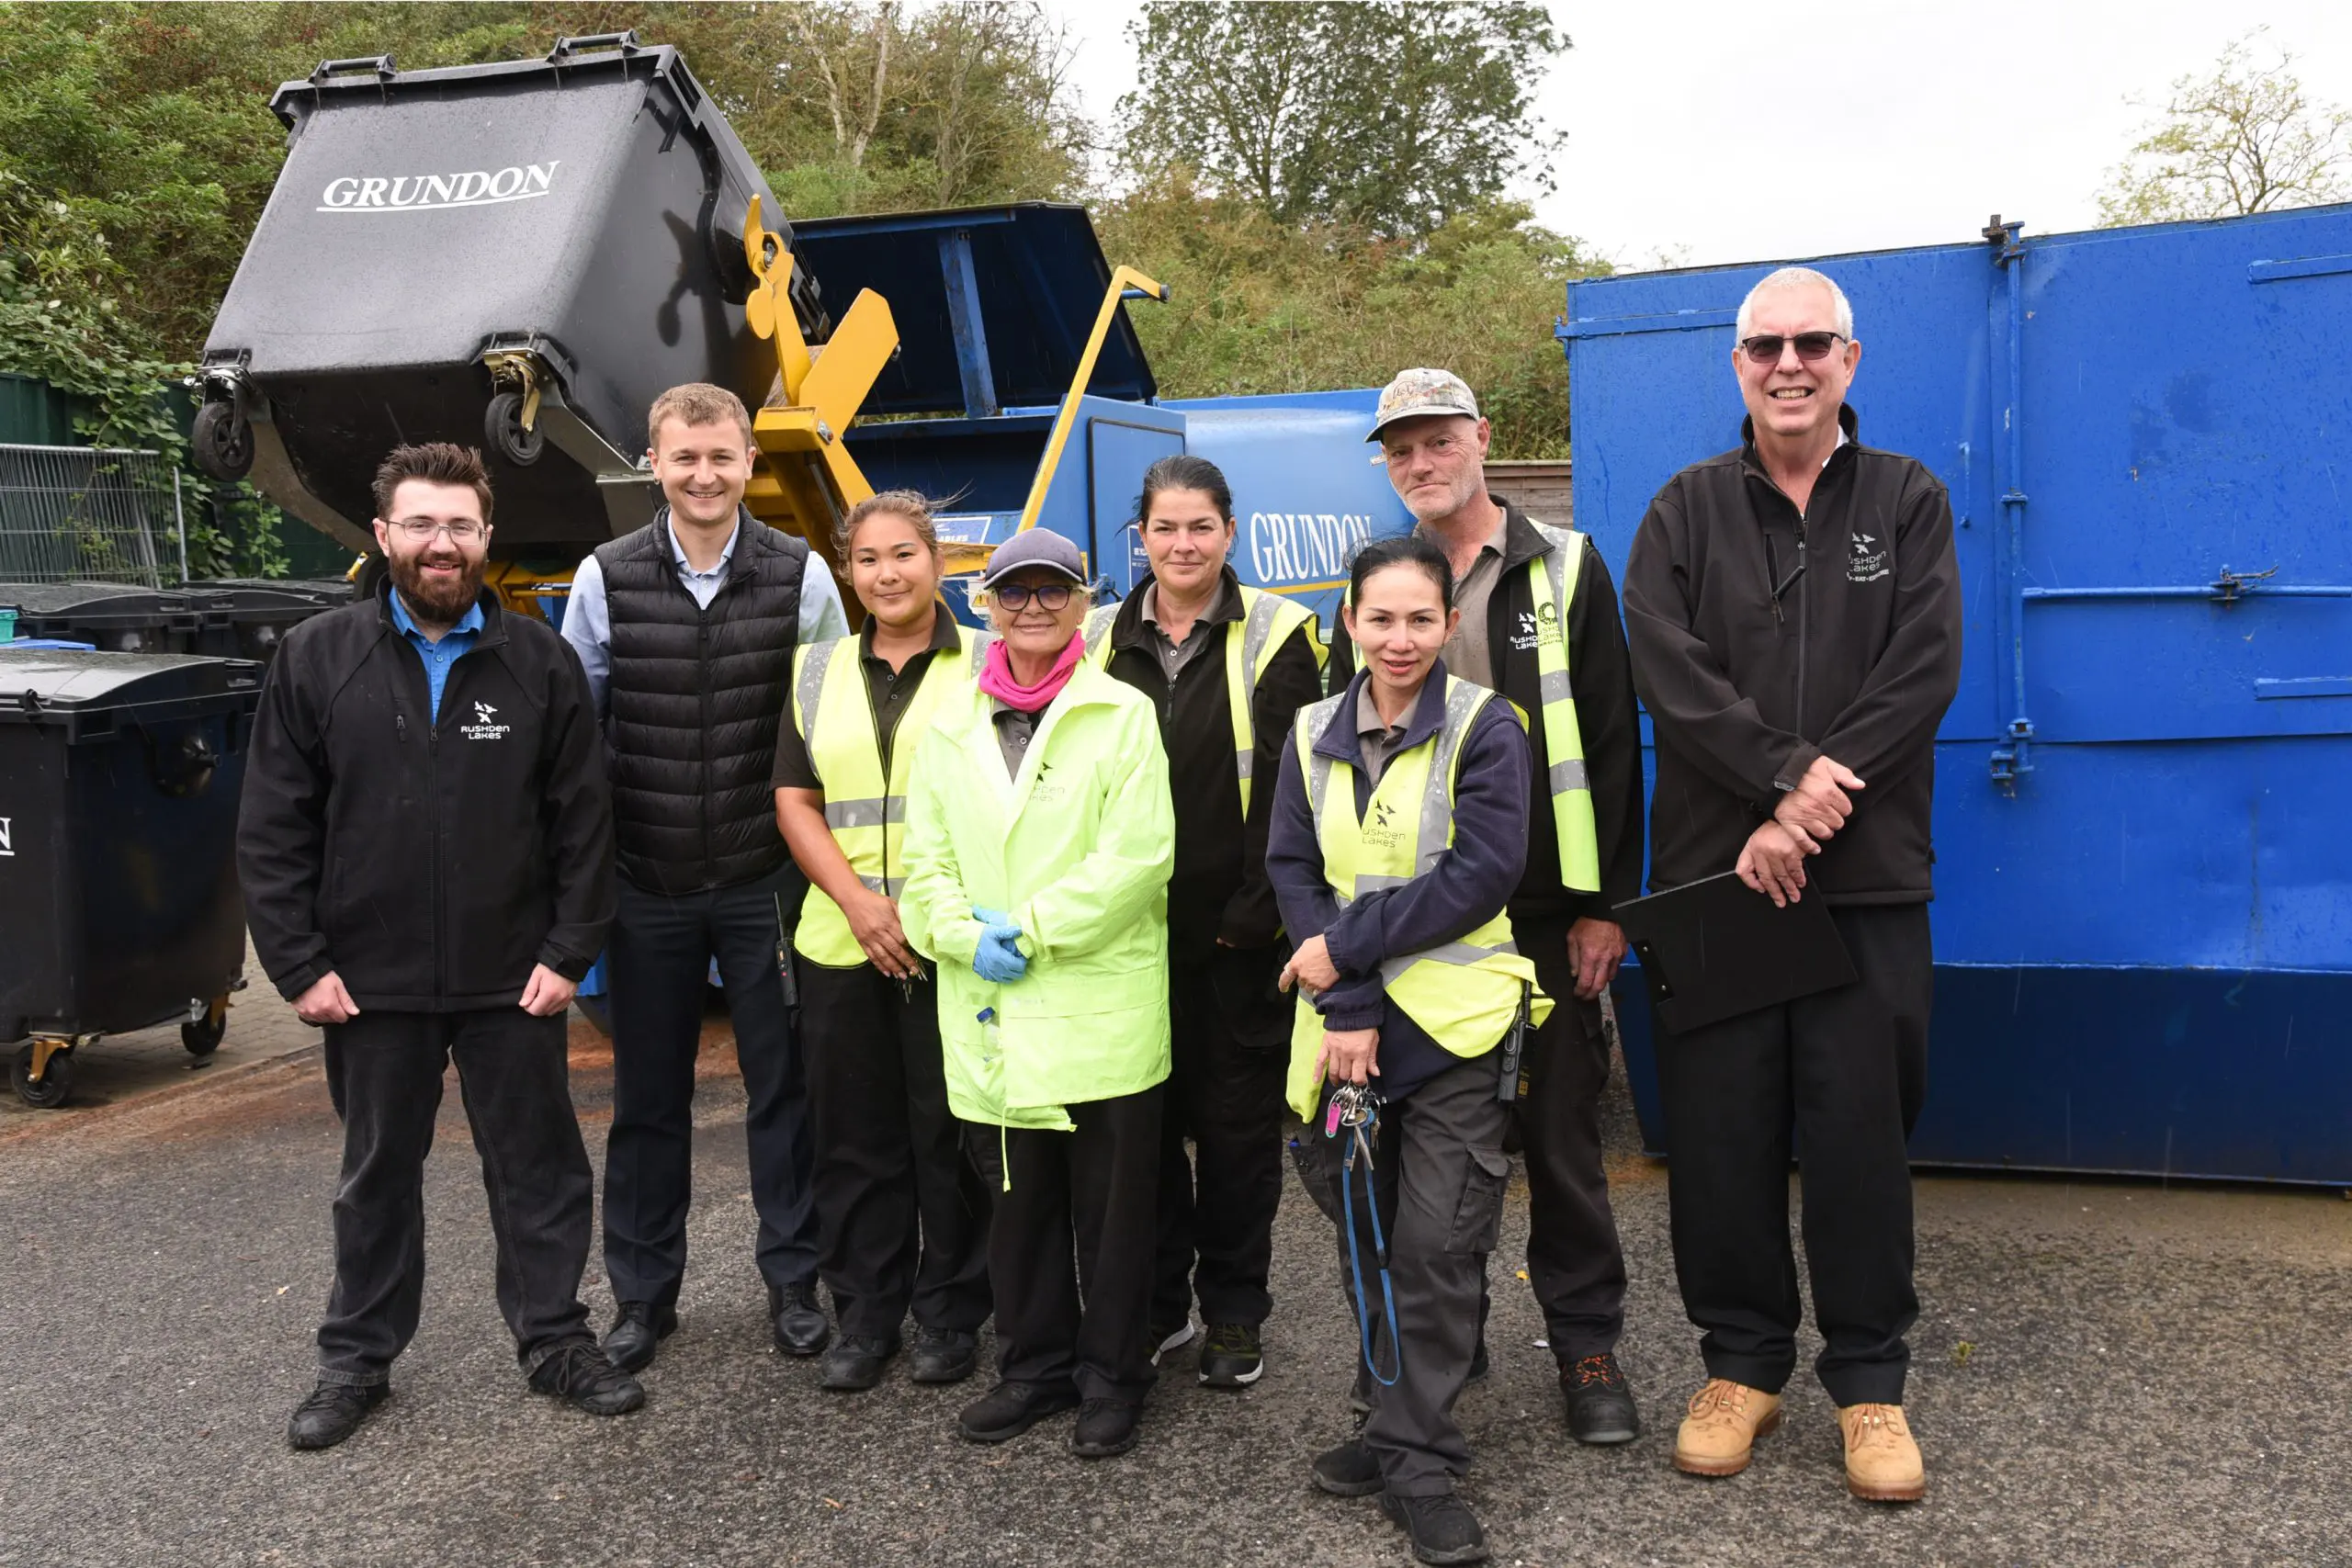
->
xmin=1622 ymin=266 xmax=1962 ymax=1503
xmin=240 ymin=443 xmax=632 ymax=1450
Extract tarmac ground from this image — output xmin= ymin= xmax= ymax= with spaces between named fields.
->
xmin=2 ymin=967 xmax=2346 ymax=1568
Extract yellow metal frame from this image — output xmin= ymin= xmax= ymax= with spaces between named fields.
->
xmin=1014 ymin=265 xmax=1168 ymax=535
xmin=737 ymin=195 xmax=900 ymax=574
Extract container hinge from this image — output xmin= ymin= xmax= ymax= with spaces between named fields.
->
xmin=1989 ymin=718 xmax=2035 ymax=794
xmin=1982 ymin=214 xmax=2025 ymax=265
xmin=2211 ymin=564 xmax=2278 ymax=603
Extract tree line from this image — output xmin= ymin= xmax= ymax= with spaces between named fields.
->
xmin=2 ymin=4 xmax=2345 ymax=573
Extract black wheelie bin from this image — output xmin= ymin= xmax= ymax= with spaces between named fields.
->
xmin=0 ymin=649 xmax=264 ymax=1107
xmin=190 ymin=31 xmax=828 ymax=564
xmin=0 ymin=581 xmax=347 ymax=666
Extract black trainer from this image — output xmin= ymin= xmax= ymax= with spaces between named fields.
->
xmin=1069 ymin=1398 xmax=1141 ymax=1459
xmin=907 ymin=1325 xmax=979 ymax=1385
xmin=770 ymin=1281 xmax=831 ymax=1358
xmin=820 ymin=1333 xmax=899 ymax=1392
xmin=957 ymin=1380 xmax=1080 ymax=1443
xmin=601 ymin=1300 xmax=677 ymax=1375
xmin=1198 ymin=1322 xmax=1264 ymax=1388
xmin=287 ymin=1381 xmax=389 ymax=1451
xmin=1379 ymin=1490 xmax=1491 ymax=1566
xmin=1561 ymin=1351 xmax=1641 ymax=1445
xmin=1310 ymin=1438 xmax=1383 ymax=1497
xmin=528 ymin=1343 xmax=646 ymax=1416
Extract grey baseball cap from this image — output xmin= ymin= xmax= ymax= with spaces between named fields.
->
xmin=978 ymin=527 xmax=1087 ymax=589
xmin=1366 ymin=367 xmax=1482 ymax=442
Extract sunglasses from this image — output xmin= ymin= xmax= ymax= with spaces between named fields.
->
xmin=989 ymin=581 xmax=1075 ymax=611
xmin=1738 ymin=331 xmax=1848 ymax=366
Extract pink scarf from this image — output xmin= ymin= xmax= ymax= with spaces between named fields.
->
xmin=977 ymin=631 xmax=1084 ymax=713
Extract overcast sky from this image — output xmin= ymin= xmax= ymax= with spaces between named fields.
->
xmin=1057 ymin=1 xmax=2352 ymax=269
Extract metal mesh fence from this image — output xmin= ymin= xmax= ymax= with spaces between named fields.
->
xmin=0 ymin=444 xmax=186 ymax=587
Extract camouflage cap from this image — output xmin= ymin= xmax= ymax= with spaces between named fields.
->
xmin=1366 ymin=367 xmax=1481 ymax=442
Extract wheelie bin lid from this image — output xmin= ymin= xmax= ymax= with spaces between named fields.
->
xmin=0 ymin=649 xmax=265 ymax=737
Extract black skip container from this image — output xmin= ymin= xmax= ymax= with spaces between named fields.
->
xmin=0 ymin=651 xmax=263 ymax=1094
xmin=0 ymin=581 xmax=348 ymax=664
xmin=198 ymin=34 xmax=825 ymax=561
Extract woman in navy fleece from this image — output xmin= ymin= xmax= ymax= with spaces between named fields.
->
xmin=1267 ymin=533 xmax=1544 ymax=1567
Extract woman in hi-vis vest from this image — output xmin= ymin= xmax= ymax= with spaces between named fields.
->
xmin=1265 ymin=534 xmax=1552 ymax=1567
xmin=773 ymin=491 xmax=994 ymax=1395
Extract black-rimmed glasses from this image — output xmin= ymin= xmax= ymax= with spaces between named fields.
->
xmin=990 ymin=581 xmax=1075 ymax=611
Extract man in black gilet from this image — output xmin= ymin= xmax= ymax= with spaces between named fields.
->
xmin=560 ymin=383 xmax=851 ymax=1369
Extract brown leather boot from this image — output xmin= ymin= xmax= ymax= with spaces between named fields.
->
xmin=1673 ymin=1378 xmax=1782 ymax=1477
xmin=1838 ymin=1403 xmax=1926 ymax=1502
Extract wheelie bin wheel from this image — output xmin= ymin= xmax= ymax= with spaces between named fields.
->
xmin=183 ymin=996 xmax=229 ymax=1057
xmin=485 ymin=391 xmax=545 ymax=466
xmin=192 ymin=400 xmax=255 ymax=482
xmin=12 ymin=1041 xmax=75 ymax=1110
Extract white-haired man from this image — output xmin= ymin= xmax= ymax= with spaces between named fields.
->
xmin=1622 ymin=266 xmax=1962 ymax=1503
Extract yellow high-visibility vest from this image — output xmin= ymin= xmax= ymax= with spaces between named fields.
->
xmin=1283 ymin=675 xmax=1554 ymax=1120
xmin=1336 ymin=522 xmax=1600 ymax=891
xmin=788 ymin=623 xmax=989 ymax=967
xmin=1084 ymin=583 xmax=1327 ymax=814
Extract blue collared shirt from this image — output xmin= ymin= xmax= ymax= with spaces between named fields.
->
xmin=560 ymin=513 xmax=849 ymax=722
xmin=390 ymin=591 xmax=485 ymax=722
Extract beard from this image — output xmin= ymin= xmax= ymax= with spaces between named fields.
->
xmin=388 ymin=547 xmax=486 ymax=625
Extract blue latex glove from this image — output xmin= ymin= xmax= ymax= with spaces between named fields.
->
xmin=971 ymin=906 xmax=1013 ymax=929
xmin=973 ymin=926 xmax=1028 ymax=984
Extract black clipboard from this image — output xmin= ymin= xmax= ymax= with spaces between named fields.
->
xmin=1613 ymin=871 xmax=1858 ymax=1035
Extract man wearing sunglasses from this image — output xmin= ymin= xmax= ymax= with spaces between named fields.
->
xmin=240 ymin=443 xmax=633 ymax=1449
xmin=1622 ymin=267 xmax=1962 ymax=1503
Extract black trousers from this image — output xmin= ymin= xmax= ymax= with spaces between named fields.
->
xmin=985 ymin=1085 xmax=1163 ymax=1404
xmin=316 ymin=1008 xmax=594 ymax=1385
xmin=1301 ymin=1055 xmax=1509 ymax=1497
xmin=1656 ymin=903 xmax=1931 ymax=1406
xmin=603 ymin=863 xmax=819 ymax=1312
xmin=799 ymin=960 xmax=992 ymax=1339
xmin=1150 ymin=953 xmax=1290 ymax=1329
xmin=1513 ymin=915 xmax=1631 ymax=1360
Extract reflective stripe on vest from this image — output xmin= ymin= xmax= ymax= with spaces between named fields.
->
xmin=1285 ymin=676 xmax=1552 ymax=1119
xmin=1086 ymin=584 xmax=1327 ymax=813
xmin=1525 ymin=522 xmax=1601 ymax=892
xmin=790 ymin=626 xmax=986 ymax=966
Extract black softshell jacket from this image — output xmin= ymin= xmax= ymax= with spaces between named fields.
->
xmin=1622 ymin=406 xmax=1962 ymax=904
xmin=238 ymin=583 xmax=616 ymax=1010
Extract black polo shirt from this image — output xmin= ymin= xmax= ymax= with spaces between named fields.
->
xmin=772 ymin=612 xmax=964 ymax=790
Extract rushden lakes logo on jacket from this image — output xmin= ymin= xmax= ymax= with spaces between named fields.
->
xmin=461 ymin=701 xmax=512 ymax=742
xmin=1363 ymin=795 xmax=1404 ymax=851
xmin=1848 ymin=531 xmax=1891 ymax=584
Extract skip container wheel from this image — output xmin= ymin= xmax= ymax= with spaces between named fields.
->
xmin=485 ymin=390 xmax=545 ymax=466
xmin=11 ymin=1042 xmax=75 ymax=1110
xmin=184 ymin=995 xmax=229 ymax=1057
xmin=192 ymin=400 xmax=255 ymax=482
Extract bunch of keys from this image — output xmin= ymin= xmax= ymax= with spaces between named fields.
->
xmin=894 ymin=958 xmax=931 ymax=1005
xmin=1324 ymin=1081 xmax=1383 ymax=1144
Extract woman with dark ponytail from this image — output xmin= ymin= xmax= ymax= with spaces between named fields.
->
xmin=1080 ymin=453 xmax=1328 ymax=1390
xmin=1266 ymin=531 xmax=1548 ymax=1565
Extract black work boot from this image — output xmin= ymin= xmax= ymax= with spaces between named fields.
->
xmin=819 ymin=1333 xmax=899 ymax=1393
xmin=958 ymin=1380 xmax=1080 ymax=1443
xmin=287 ymin=1381 xmax=390 ymax=1451
xmin=1310 ymin=1438 xmax=1384 ymax=1497
xmin=907 ymin=1325 xmax=979 ymax=1384
xmin=1198 ymin=1322 xmax=1265 ymax=1388
xmin=529 ymin=1343 xmax=646 ymax=1416
xmin=1380 ymin=1490 xmax=1492 ymax=1566
xmin=602 ymin=1300 xmax=677 ymax=1375
xmin=1069 ymin=1398 xmax=1141 ymax=1459
xmin=769 ymin=1281 xmax=831 ymax=1357
xmin=1561 ymin=1351 xmax=1641 ymax=1445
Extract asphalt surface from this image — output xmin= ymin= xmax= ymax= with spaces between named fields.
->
xmin=3 ymin=991 xmax=2347 ymax=1568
